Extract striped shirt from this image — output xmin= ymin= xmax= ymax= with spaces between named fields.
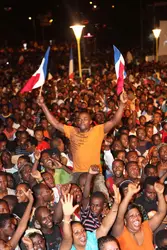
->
xmin=80 ymin=205 xmax=102 ymax=232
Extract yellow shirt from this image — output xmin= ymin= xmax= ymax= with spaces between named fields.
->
xmin=64 ymin=124 xmax=105 ymax=172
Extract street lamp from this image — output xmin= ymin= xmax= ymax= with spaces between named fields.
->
xmin=70 ymin=24 xmax=85 ymax=80
xmin=152 ymin=28 xmax=161 ymax=62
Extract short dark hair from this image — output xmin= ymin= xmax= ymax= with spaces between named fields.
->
xmin=0 ymin=171 xmax=7 ymax=178
xmin=144 ymin=164 xmax=157 ymax=175
xmin=90 ymin=191 xmax=105 ymax=203
xmin=0 ymin=214 xmax=11 ymax=229
xmin=125 ymin=203 xmax=143 ymax=221
xmin=34 ymin=126 xmax=44 ymax=133
xmin=155 ymin=229 xmax=167 ymax=247
xmin=98 ymin=235 xmax=120 ymax=250
xmin=18 ymin=155 xmax=31 ymax=163
xmin=143 ymin=176 xmax=159 ymax=189
xmin=27 ymin=136 xmax=38 ymax=147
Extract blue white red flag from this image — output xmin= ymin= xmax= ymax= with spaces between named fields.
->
xmin=20 ymin=47 xmax=50 ymax=94
xmin=69 ymin=48 xmax=74 ymax=80
xmin=113 ymin=45 xmax=126 ymax=95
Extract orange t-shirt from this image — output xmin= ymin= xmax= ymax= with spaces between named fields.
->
xmin=64 ymin=124 xmax=105 ymax=172
xmin=117 ymin=221 xmax=154 ymax=250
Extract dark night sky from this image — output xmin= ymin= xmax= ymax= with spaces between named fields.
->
xmin=0 ymin=0 xmax=167 ymax=50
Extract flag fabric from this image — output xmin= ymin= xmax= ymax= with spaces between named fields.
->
xmin=20 ymin=47 xmax=50 ymax=94
xmin=113 ymin=45 xmax=126 ymax=95
xmin=69 ymin=48 xmax=74 ymax=80
xmin=18 ymin=55 xmax=24 ymax=65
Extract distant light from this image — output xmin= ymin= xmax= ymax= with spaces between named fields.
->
xmin=49 ymin=19 xmax=53 ymax=23
xmin=6 ymin=62 xmax=9 ymax=65
xmin=49 ymin=40 xmax=53 ymax=45
xmin=112 ymin=5 xmax=115 ymax=8
xmin=84 ymin=32 xmax=93 ymax=38
xmin=89 ymin=1 xmax=93 ymax=4
xmin=93 ymin=5 xmax=97 ymax=9
xmin=28 ymin=17 xmax=32 ymax=20
xmin=23 ymin=43 xmax=27 ymax=50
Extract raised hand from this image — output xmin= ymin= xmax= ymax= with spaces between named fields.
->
xmin=37 ymin=95 xmax=45 ymax=107
xmin=120 ymin=90 xmax=128 ymax=104
xmin=113 ymin=184 xmax=121 ymax=205
xmin=34 ymin=149 xmax=41 ymax=161
xmin=22 ymin=237 xmax=33 ymax=249
xmin=23 ymin=189 xmax=34 ymax=203
xmin=127 ymin=183 xmax=140 ymax=196
xmin=50 ymin=158 xmax=63 ymax=169
xmin=89 ymin=165 xmax=100 ymax=175
xmin=31 ymin=170 xmax=42 ymax=180
xmin=154 ymin=182 xmax=164 ymax=194
xmin=61 ymin=194 xmax=79 ymax=216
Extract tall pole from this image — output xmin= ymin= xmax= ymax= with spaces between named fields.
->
xmin=155 ymin=37 xmax=158 ymax=62
xmin=77 ymin=38 xmax=82 ymax=79
xmin=70 ymin=25 xmax=85 ymax=82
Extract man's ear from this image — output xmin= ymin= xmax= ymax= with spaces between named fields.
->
xmin=34 ymin=220 xmax=41 ymax=229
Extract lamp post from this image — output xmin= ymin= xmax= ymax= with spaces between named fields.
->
xmin=70 ymin=24 xmax=85 ymax=80
xmin=152 ymin=28 xmax=161 ymax=62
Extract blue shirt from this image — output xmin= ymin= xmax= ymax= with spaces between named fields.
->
xmin=71 ymin=231 xmax=98 ymax=250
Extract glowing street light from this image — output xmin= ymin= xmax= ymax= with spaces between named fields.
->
xmin=70 ymin=24 xmax=85 ymax=80
xmin=89 ymin=1 xmax=93 ymax=4
xmin=28 ymin=17 xmax=32 ymax=20
xmin=152 ymin=28 xmax=161 ymax=62
xmin=49 ymin=19 xmax=53 ymax=23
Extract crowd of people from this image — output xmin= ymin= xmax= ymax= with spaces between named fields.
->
xmin=0 ymin=47 xmax=166 ymax=250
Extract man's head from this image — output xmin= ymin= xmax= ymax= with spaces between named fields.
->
xmin=3 ymin=195 xmax=17 ymax=213
xmin=152 ymin=134 xmax=161 ymax=146
xmin=98 ymin=235 xmax=120 ymax=250
xmin=42 ymin=172 xmax=55 ymax=189
xmin=0 ymin=172 xmax=7 ymax=192
xmin=112 ymin=159 xmax=124 ymax=178
xmin=126 ymin=161 xmax=140 ymax=180
xmin=158 ymin=144 xmax=167 ymax=162
xmin=126 ymin=151 xmax=138 ymax=162
xmin=143 ymin=177 xmax=159 ymax=201
xmin=136 ymin=128 xmax=146 ymax=141
xmin=0 ymin=199 xmax=10 ymax=214
xmin=34 ymin=127 xmax=44 ymax=142
xmin=70 ymin=184 xmax=82 ymax=204
xmin=120 ymin=133 xmax=129 ymax=149
xmin=35 ymin=206 xmax=53 ymax=230
xmin=144 ymin=164 xmax=158 ymax=177
xmin=155 ymin=229 xmax=167 ymax=249
xmin=29 ymin=232 xmax=46 ymax=250
xmin=20 ymin=163 xmax=34 ymax=184
xmin=129 ymin=135 xmax=138 ymax=150
xmin=16 ymin=183 xmax=30 ymax=203
xmin=0 ymin=214 xmax=15 ymax=239
xmin=32 ymin=183 xmax=53 ymax=204
xmin=76 ymin=112 xmax=92 ymax=132
xmin=90 ymin=191 xmax=105 ymax=217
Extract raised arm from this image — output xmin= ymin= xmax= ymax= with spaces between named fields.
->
xmin=148 ymin=182 xmax=166 ymax=231
xmin=96 ymin=184 xmax=121 ymax=239
xmin=112 ymin=183 xmax=140 ymax=238
xmin=82 ymin=165 xmax=100 ymax=209
xmin=59 ymin=194 xmax=79 ymax=250
xmin=104 ymin=91 xmax=128 ymax=134
xmin=37 ymin=95 xmax=64 ymax=133
xmin=8 ymin=189 xmax=34 ymax=249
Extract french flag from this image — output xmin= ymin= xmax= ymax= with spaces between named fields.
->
xmin=20 ymin=47 xmax=50 ymax=94
xmin=113 ymin=45 xmax=126 ymax=95
xmin=69 ymin=48 xmax=74 ymax=80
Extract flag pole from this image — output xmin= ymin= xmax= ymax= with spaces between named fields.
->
xmin=39 ymin=84 xmax=43 ymax=96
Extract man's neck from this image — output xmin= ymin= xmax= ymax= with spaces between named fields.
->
xmin=35 ymin=199 xmax=48 ymax=208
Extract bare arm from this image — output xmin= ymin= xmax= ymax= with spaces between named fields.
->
xmin=96 ymin=185 xmax=120 ymax=239
xmin=37 ymin=95 xmax=64 ymax=133
xmin=82 ymin=165 xmax=100 ymax=209
xmin=9 ymin=190 xmax=34 ymax=249
xmin=159 ymin=170 xmax=167 ymax=184
xmin=112 ymin=183 xmax=140 ymax=238
xmin=59 ymin=194 xmax=79 ymax=250
xmin=148 ymin=182 xmax=166 ymax=231
xmin=104 ymin=92 xmax=127 ymax=134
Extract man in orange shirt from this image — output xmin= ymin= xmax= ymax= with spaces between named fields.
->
xmin=37 ymin=92 xmax=127 ymax=195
